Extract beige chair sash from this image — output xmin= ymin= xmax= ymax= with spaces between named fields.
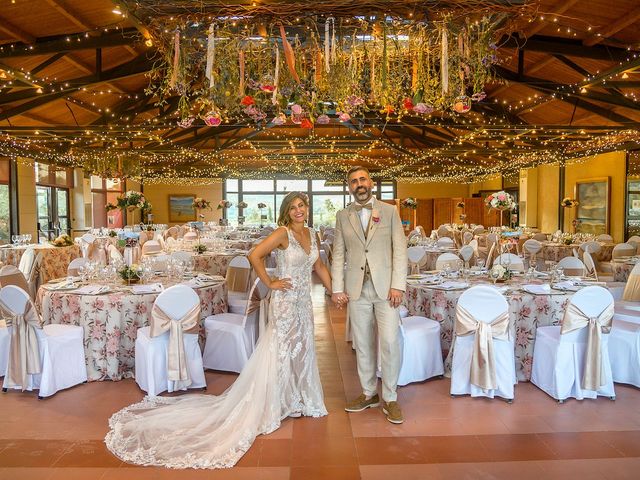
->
xmin=622 ymin=271 xmax=640 ymax=301
xmin=246 ymin=287 xmax=270 ymax=338
xmin=455 ymin=305 xmax=510 ymax=390
xmin=227 ymin=266 xmax=250 ymax=292
xmin=560 ymin=302 xmax=613 ymax=390
xmin=0 ymin=270 xmax=30 ymax=293
xmin=563 ymin=267 xmax=585 ymax=277
xmin=0 ymin=298 xmax=42 ymax=391
xmin=150 ymin=303 xmax=200 ymax=387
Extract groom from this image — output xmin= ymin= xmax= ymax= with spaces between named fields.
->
xmin=331 ymin=166 xmax=407 ymax=424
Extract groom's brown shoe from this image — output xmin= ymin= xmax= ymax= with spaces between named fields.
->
xmin=345 ymin=394 xmax=380 ymax=412
xmin=382 ymin=401 xmax=404 ymax=424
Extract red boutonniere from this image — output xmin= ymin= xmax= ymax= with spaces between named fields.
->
xmin=372 ymin=209 xmax=380 ymax=224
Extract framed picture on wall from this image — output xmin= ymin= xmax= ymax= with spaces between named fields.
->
xmin=574 ymin=177 xmax=610 ymax=235
xmin=168 ymin=195 xmax=196 ymax=223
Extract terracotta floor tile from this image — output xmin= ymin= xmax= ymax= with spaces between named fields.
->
xmin=477 ymin=433 xmax=556 ymax=461
xmin=359 ymin=464 xmax=444 ymax=480
xmin=355 ymin=437 xmax=427 ymax=464
xmin=52 ymin=440 xmax=122 ymax=468
xmin=290 ymin=465 xmax=361 ymax=480
xmin=290 ymin=435 xmax=357 ymax=466
xmin=0 ymin=440 xmax=72 ymax=467
xmin=258 ymin=439 xmax=292 ymax=467
xmin=47 ymin=467 xmax=109 ymax=480
xmin=594 ymin=430 xmax=640 ymax=457
xmin=436 ymin=460 xmax=547 ymax=480
xmin=422 ymin=435 xmax=490 ymax=463
xmin=537 ymin=432 xmax=625 ymax=460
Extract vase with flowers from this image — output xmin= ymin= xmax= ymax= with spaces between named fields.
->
xmin=119 ymin=264 xmax=142 ymax=284
xmin=192 ymin=197 xmax=212 ymax=220
xmin=485 ymin=190 xmax=515 ymax=227
xmin=116 ymin=191 xmax=152 ymax=226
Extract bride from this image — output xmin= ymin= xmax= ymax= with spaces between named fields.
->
xmin=105 ymin=191 xmax=331 ymax=468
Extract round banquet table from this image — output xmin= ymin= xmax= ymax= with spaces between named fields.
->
xmin=192 ymin=250 xmax=247 ymax=277
xmin=611 ymin=260 xmax=637 ymax=282
xmin=541 ymin=242 xmax=615 ymax=264
xmin=405 ymin=276 xmax=581 ymax=382
xmin=0 ymin=244 xmax=81 ymax=283
xmin=414 ymin=247 xmax=461 ymax=271
xmin=37 ymin=279 xmax=228 ymax=381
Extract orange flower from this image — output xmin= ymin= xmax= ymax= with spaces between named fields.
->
xmin=240 ymin=95 xmax=255 ymax=106
xmin=300 ymin=118 xmax=313 ymax=129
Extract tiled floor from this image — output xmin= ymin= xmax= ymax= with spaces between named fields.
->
xmin=1 ymin=280 xmax=640 ymax=479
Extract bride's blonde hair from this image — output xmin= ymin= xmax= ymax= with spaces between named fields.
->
xmin=277 ymin=192 xmax=309 ymax=227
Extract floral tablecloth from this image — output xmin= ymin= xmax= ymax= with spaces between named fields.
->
xmin=611 ymin=261 xmax=637 ymax=282
xmin=405 ymin=278 xmax=574 ymax=381
xmin=38 ymin=280 xmax=228 ymax=381
xmin=193 ymin=251 xmax=247 ymax=277
xmin=541 ymin=242 xmax=615 ymax=264
xmin=0 ymin=244 xmax=81 ymax=282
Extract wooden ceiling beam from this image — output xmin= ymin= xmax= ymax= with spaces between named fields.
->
xmin=583 ymin=5 xmax=640 ymax=47
xmin=0 ymin=28 xmax=141 ymax=59
xmin=30 ymin=52 xmax=67 ymax=75
xmin=522 ymin=0 xmax=580 ymax=38
xmin=500 ymin=35 xmax=633 ymax=62
xmin=44 ymin=0 xmax=94 ymax=31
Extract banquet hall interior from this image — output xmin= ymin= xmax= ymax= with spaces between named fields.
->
xmin=1 ymin=0 xmax=640 ymax=478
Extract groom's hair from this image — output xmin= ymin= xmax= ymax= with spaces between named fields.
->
xmin=346 ymin=165 xmax=370 ymax=180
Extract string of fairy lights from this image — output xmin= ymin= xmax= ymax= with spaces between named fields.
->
xmin=0 ymin=3 xmax=640 ymax=184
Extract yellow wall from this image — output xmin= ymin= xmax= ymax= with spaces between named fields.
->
xmin=535 ymin=164 xmax=560 ymax=234
xmin=397 ymin=181 xmax=470 ymax=199
xmin=468 ymin=176 xmax=502 ymax=196
xmin=142 ymin=182 xmax=224 ymax=225
xmin=563 ymin=151 xmax=626 ymax=242
xmin=17 ymin=161 xmax=38 ymax=240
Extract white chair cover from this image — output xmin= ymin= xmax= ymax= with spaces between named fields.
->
xmin=184 ymin=232 xmax=198 ymax=242
xmin=580 ymin=241 xmax=602 ymax=255
xmin=596 ymin=234 xmax=613 ymax=242
xmin=493 ymin=253 xmax=525 ymax=272
xmin=462 ymin=231 xmax=473 ymax=245
xmin=435 ymin=252 xmax=462 ymax=271
xmin=532 ymin=233 xmax=547 ymax=242
xmin=407 ymin=246 xmax=427 ymax=275
xmin=609 ymin=318 xmax=640 ymax=387
xmin=450 ymin=285 xmax=515 ymax=400
xmin=523 ymin=239 xmax=543 ymax=271
xmin=583 ymin=251 xmax=598 ymax=280
xmin=557 ymin=256 xmax=587 ymax=277
xmin=142 ymin=241 xmax=162 ymax=256
xmin=138 ymin=231 xmax=149 ymax=246
xmin=531 ymin=286 xmax=615 ymax=401
xmin=171 ymin=251 xmax=193 ymax=264
xmin=612 ymin=243 xmax=636 ymax=259
xmin=437 ymin=225 xmax=453 ymax=239
xmin=0 ymin=265 xmax=30 ymax=294
xmin=202 ymin=278 xmax=270 ymax=373
xmin=1 ymin=285 xmax=86 ymax=397
xmin=108 ymin=244 xmax=124 ymax=264
xmin=436 ymin=237 xmax=454 ymax=248
xmin=67 ymin=257 xmax=88 ymax=277
xmin=134 ymin=285 xmax=205 ymax=396
xmin=164 ymin=227 xmax=179 ymax=240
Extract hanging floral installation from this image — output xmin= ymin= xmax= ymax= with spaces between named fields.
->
xmin=137 ymin=1 xmax=523 ymax=128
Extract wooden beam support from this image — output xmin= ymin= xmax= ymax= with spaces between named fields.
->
xmin=500 ymin=35 xmax=634 ymax=62
xmin=30 ymin=52 xmax=67 ymax=75
xmin=0 ymin=15 xmax=35 ymax=44
xmin=583 ymin=5 xmax=640 ymax=47
xmin=44 ymin=0 xmax=94 ymax=31
xmin=0 ymin=28 xmax=141 ymax=59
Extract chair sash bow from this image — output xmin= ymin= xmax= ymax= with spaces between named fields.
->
xmin=150 ymin=303 xmax=200 ymax=388
xmin=0 ymin=298 xmax=42 ymax=391
xmin=560 ymin=302 xmax=613 ymax=390
xmin=227 ymin=266 xmax=250 ymax=292
xmin=455 ymin=305 xmax=510 ymax=390
xmin=622 ymin=272 xmax=640 ymax=301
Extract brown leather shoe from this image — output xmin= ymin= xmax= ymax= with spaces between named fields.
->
xmin=382 ymin=401 xmax=404 ymax=424
xmin=345 ymin=393 xmax=380 ymax=412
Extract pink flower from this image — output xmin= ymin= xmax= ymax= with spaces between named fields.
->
xmin=316 ymin=114 xmax=330 ymax=124
xmin=498 ymin=194 xmax=506 ymax=201
xmin=290 ymin=104 xmax=302 ymax=115
xmin=371 ymin=209 xmax=380 ymax=223
xmin=203 ymin=112 xmax=222 ymax=127
xmin=338 ymin=112 xmax=351 ymax=122
xmin=260 ymin=84 xmax=275 ymax=92
xmin=413 ymin=103 xmax=433 ymax=115
xmin=271 ymin=113 xmax=287 ymax=125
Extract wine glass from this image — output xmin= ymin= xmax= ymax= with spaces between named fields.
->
xmin=476 ymin=258 xmax=485 ymax=272
xmin=11 ymin=235 xmax=17 ymax=245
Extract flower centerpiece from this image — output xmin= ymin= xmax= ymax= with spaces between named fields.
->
xmin=117 ymin=191 xmax=152 ymax=226
xmin=257 ymin=202 xmax=267 ymax=227
xmin=237 ymin=201 xmax=248 ymax=209
xmin=119 ymin=264 xmax=142 ymax=284
xmin=490 ymin=263 xmax=513 ymax=283
xmin=50 ymin=234 xmax=73 ymax=247
xmin=192 ymin=197 xmax=212 ymax=211
xmin=108 ymin=230 xmax=118 ymax=237
xmin=401 ymin=197 xmax=418 ymax=209
xmin=561 ymin=233 xmax=574 ymax=245
xmin=560 ymin=197 xmax=579 ymax=208
xmin=193 ymin=243 xmax=207 ymax=255
xmin=217 ymin=200 xmax=232 ymax=210
xmin=484 ymin=191 xmax=516 ymax=211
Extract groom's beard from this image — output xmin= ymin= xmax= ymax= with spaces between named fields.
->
xmin=354 ymin=186 xmax=372 ymax=203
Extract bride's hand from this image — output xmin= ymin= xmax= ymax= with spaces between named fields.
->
xmin=269 ymin=277 xmax=292 ymax=291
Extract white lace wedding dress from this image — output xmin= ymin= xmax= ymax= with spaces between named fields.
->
xmin=105 ymin=227 xmax=327 ymax=469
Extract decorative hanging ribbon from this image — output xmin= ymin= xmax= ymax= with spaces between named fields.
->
xmin=169 ymin=30 xmax=180 ymax=89
xmin=561 ymin=302 xmax=613 ymax=391
xmin=272 ymin=44 xmax=280 ymax=105
xmin=324 ymin=17 xmax=333 ymax=73
xmin=238 ymin=49 xmax=245 ymax=96
xmin=205 ymin=23 xmax=215 ymax=90
xmin=455 ymin=305 xmax=510 ymax=391
xmin=441 ymin=28 xmax=449 ymax=95
xmin=279 ymin=24 xmax=300 ymax=83
xmin=1 ymin=298 xmax=42 ymax=392
xmin=150 ymin=303 xmax=200 ymax=388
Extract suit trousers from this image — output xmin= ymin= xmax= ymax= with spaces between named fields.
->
xmin=349 ymin=278 xmax=401 ymax=402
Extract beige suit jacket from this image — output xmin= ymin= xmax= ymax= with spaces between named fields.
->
xmin=331 ymin=198 xmax=407 ymax=301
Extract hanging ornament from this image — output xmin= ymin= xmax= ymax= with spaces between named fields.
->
xmin=202 ymin=111 xmax=222 ymax=126
xmin=452 ymin=95 xmax=471 ymax=114
xmin=177 ymin=116 xmax=194 ymax=128
xmin=169 ymin=30 xmax=180 ymax=89
xmin=205 ymin=23 xmax=215 ymax=90
xmin=441 ymin=28 xmax=449 ymax=95
xmin=279 ymin=24 xmax=300 ymax=83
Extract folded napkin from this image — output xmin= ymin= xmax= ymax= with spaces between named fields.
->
xmin=522 ymin=284 xmax=551 ymax=295
xmin=132 ymin=283 xmax=164 ymax=295
xmin=553 ymin=280 xmax=579 ymax=291
xmin=74 ymin=285 xmax=110 ymax=295
xmin=430 ymin=281 xmax=469 ymax=290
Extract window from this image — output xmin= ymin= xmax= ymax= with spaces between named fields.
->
xmin=0 ymin=159 xmax=10 ymax=244
xmin=223 ymin=178 xmax=396 ymax=227
xmin=35 ymin=163 xmax=72 ymax=241
xmin=91 ymin=176 xmax=124 ymax=228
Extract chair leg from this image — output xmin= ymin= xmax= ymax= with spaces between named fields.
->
xmin=2 ymin=388 xmax=6 ymax=393
xmin=506 ymin=398 xmax=513 ymax=404
xmin=558 ymin=399 xmax=564 ymax=404
xmin=610 ymin=396 xmax=616 ymax=401
xmin=38 ymin=396 xmax=43 ymax=400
